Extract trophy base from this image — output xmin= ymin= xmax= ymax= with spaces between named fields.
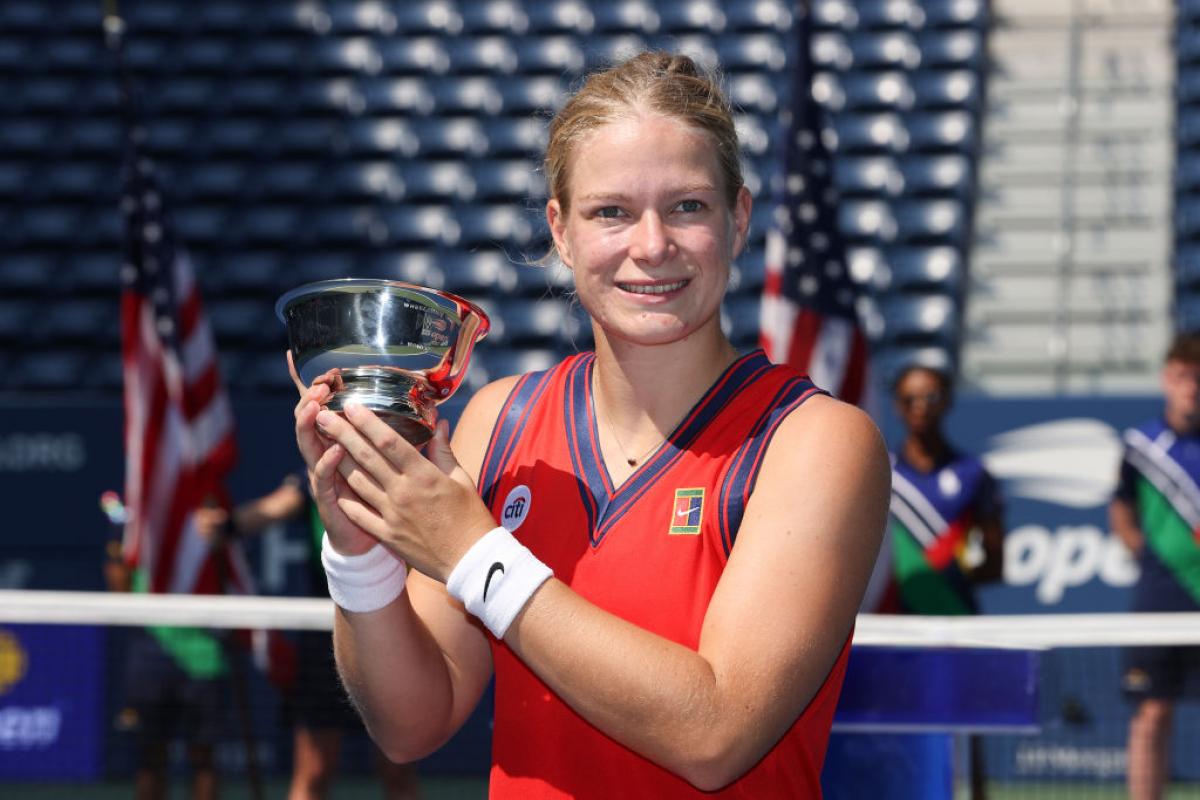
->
xmin=325 ymin=368 xmax=435 ymax=446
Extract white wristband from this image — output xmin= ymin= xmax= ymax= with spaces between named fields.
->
xmin=320 ymin=534 xmax=407 ymax=613
xmin=446 ymin=526 xmax=553 ymax=639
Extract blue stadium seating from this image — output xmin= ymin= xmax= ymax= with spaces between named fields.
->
xmin=3 ymin=0 xmax=984 ymax=396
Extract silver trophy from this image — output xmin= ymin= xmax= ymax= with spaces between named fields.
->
xmin=276 ymin=279 xmax=490 ymax=445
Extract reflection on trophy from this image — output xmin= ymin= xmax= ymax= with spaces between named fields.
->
xmin=276 ymin=279 xmax=490 ymax=446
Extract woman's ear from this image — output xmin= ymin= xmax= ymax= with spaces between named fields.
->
xmin=547 ymin=198 xmax=572 ymax=267
xmin=731 ymin=185 xmax=752 ymax=259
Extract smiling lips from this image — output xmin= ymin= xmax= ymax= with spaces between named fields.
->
xmin=617 ymin=279 xmax=690 ymax=295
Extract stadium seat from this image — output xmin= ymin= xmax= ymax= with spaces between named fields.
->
xmin=275 ymin=120 xmax=341 ymax=156
xmin=452 ymin=205 xmax=538 ymax=248
xmin=731 ymin=246 xmax=767 ymax=294
xmin=499 ymin=76 xmax=567 ymax=114
xmin=44 ymin=162 xmax=106 ymax=199
xmin=447 ymin=36 xmax=520 ymax=74
xmin=0 ymin=119 xmax=54 ymax=155
xmin=257 ymin=163 xmax=323 ymax=200
xmin=243 ymin=39 xmax=308 ymax=74
xmin=474 ymin=159 xmax=543 ymax=201
xmin=832 ymin=113 xmax=910 ymax=154
xmin=227 ymin=78 xmax=295 ymax=114
xmin=733 ymin=113 xmax=772 ymax=155
xmin=526 ymin=0 xmax=595 ymax=34
xmin=838 ymin=199 xmax=899 ymax=242
xmin=485 ymin=117 xmax=548 ymax=157
xmin=19 ymin=206 xmax=82 ymax=246
xmin=379 ymin=205 xmax=456 ymax=247
xmin=312 ymin=37 xmax=385 ymax=76
xmin=21 ymin=78 xmax=77 ymax=112
xmin=511 ymin=259 xmax=574 ymax=295
xmin=209 ymin=299 xmax=271 ymax=343
xmin=205 ymin=118 xmax=268 ymax=156
xmin=360 ymin=77 xmax=435 ymax=115
xmin=899 ymin=154 xmax=971 ymax=197
xmin=725 ymin=0 xmax=792 ymax=32
xmin=410 ymin=117 xmax=490 ymax=157
xmin=881 ymin=246 xmax=964 ymax=293
xmin=431 ymin=76 xmax=504 ymax=115
xmin=0 ymin=301 xmax=33 ymax=343
xmin=593 ymin=0 xmax=661 ymax=33
xmin=493 ymin=298 xmax=577 ymax=344
xmin=657 ymin=0 xmax=726 ymax=34
xmin=397 ymin=160 xmax=476 ymax=202
xmin=812 ymin=32 xmax=852 ymax=70
xmin=64 ymin=252 xmax=119 ymax=293
xmin=912 ymin=70 xmax=980 ymax=111
xmin=16 ymin=350 xmax=89 ymax=391
xmin=895 ymin=199 xmax=966 ymax=244
xmin=438 ymin=251 xmax=520 ymax=295
xmin=391 ymin=0 xmax=464 ymax=35
xmin=839 ymin=72 xmax=915 ymax=111
xmin=906 ymin=111 xmax=975 ymax=153
xmin=919 ymin=0 xmax=988 ymax=29
xmin=727 ymin=73 xmax=779 ymax=114
xmin=848 ymin=31 xmax=920 ymax=70
xmin=716 ymin=33 xmax=787 ymax=71
xmin=876 ymin=294 xmax=959 ymax=345
xmin=344 ymin=118 xmax=422 ymax=158
xmin=219 ymin=252 xmax=287 ymax=292
xmin=871 ymin=344 xmax=955 ymax=387
xmin=327 ymin=161 xmax=407 ymax=203
xmin=516 ymin=36 xmax=587 ymax=74
xmin=460 ymin=0 xmax=530 ymax=34
xmin=178 ymin=37 xmax=239 ymax=73
xmin=376 ymin=37 xmax=451 ymax=75
xmin=855 ymin=0 xmax=918 ymax=29
xmin=916 ymin=30 xmax=983 ymax=69
xmin=583 ymin=35 xmax=651 ymax=67
xmin=236 ymin=206 xmax=302 ymax=246
xmin=35 ymin=299 xmax=118 ymax=345
xmin=654 ymin=34 xmax=720 ymax=71
xmin=834 ymin=156 xmax=902 ymax=197
xmin=0 ymin=254 xmax=55 ymax=292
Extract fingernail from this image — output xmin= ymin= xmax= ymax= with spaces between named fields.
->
xmin=316 ymin=410 xmax=335 ymax=429
xmin=344 ymin=401 xmax=362 ymax=416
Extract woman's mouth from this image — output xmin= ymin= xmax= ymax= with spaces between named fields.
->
xmin=617 ymin=279 xmax=690 ymax=295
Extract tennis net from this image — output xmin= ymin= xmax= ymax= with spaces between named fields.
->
xmin=0 ymin=591 xmax=1198 ymax=799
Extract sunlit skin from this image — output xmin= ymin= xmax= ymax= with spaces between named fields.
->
xmin=893 ymin=367 xmax=952 ymax=470
xmin=547 ymin=113 xmax=752 ymax=355
xmin=1162 ymin=359 xmax=1200 ymax=435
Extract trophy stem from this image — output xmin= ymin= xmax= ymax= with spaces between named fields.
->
xmin=325 ymin=368 xmax=436 ymax=446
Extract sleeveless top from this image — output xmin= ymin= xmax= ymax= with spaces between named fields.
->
xmin=477 ymin=349 xmax=850 ymax=798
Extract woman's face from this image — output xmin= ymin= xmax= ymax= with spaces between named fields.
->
xmin=894 ymin=368 xmax=949 ymax=436
xmin=546 ymin=113 xmax=751 ymax=349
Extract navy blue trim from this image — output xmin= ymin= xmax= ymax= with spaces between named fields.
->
xmin=717 ymin=377 xmax=824 ymax=555
xmin=563 ymin=354 xmax=603 ymax=535
xmin=479 ymin=365 xmax=557 ymax=509
xmin=588 ymin=350 xmax=774 ymax=546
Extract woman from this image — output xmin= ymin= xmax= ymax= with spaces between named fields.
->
xmin=888 ymin=365 xmax=1004 ymax=616
xmin=292 ymin=52 xmax=889 ymax=798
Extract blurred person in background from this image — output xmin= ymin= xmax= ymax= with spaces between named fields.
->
xmin=195 ymin=476 xmax=422 ymax=800
xmin=887 ymin=364 xmax=1006 ymax=799
xmin=1111 ymin=332 xmax=1200 ymax=800
xmin=103 ymin=493 xmax=226 ymax=800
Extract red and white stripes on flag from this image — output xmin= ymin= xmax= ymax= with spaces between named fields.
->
xmin=120 ymin=153 xmax=239 ymax=595
xmin=759 ymin=4 xmax=869 ymax=407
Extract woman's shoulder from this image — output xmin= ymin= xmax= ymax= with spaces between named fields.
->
xmin=766 ymin=394 xmax=888 ymax=474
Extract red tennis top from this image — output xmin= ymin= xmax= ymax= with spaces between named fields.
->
xmin=476 ymin=350 xmax=850 ymax=798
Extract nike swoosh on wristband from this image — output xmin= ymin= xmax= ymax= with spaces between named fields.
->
xmin=483 ymin=561 xmax=505 ymax=601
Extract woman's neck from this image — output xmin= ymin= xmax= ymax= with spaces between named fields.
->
xmin=901 ymin=432 xmax=952 ymax=473
xmin=590 ymin=325 xmax=738 ymax=448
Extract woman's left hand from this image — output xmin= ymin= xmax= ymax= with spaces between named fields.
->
xmin=314 ymin=402 xmax=498 ymax=582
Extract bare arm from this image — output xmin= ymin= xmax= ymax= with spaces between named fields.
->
xmin=230 ymin=479 xmax=307 ymax=535
xmin=1110 ymin=496 xmax=1143 ymax=556
xmin=302 ymin=378 xmax=516 ymax=760
xmin=968 ymin=508 xmax=1005 ymax=584
xmin=320 ymin=393 xmax=890 ymax=789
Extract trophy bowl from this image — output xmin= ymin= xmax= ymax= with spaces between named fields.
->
xmin=276 ymin=279 xmax=490 ymax=446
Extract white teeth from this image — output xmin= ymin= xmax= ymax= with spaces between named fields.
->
xmin=619 ymin=280 xmax=688 ymax=295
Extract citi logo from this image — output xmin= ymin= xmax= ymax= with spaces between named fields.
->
xmin=501 ymin=485 xmax=531 ymax=532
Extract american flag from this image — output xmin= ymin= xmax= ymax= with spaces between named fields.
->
xmin=119 ymin=127 xmax=241 ymax=595
xmin=759 ymin=3 xmax=869 ymax=405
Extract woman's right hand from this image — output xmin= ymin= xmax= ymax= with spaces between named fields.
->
xmin=290 ymin=352 xmax=379 ymax=556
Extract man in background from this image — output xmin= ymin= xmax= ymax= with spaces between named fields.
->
xmin=1111 ymin=332 xmax=1200 ymax=800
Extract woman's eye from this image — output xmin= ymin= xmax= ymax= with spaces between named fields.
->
xmin=596 ymin=206 xmax=622 ymax=219
xmin=677 ymin=199 xmax=704 ymax=213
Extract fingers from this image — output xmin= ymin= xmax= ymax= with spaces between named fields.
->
xmin=316 ymin=406 xmax=400 ymax=486
xmin=334 ymin=402 xmax=424 ymax=473
xmin=425 ymin=418 xmax=460 ymax=476
xmin=295 ymin=398 xmax=332 ymax=469
xmin=286 ymin=350 xmax=305 ymax=397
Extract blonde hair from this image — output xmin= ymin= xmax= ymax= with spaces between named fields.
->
xmin=544 ymin=51 xmax=744 ymax=217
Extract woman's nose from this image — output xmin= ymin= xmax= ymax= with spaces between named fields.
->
xmin=629 ymin=211 xmax=673 ymax=266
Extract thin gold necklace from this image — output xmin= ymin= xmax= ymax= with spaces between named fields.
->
xmin=595 ymin=397 xmax=672 ymax=468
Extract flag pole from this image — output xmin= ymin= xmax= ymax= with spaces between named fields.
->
xmin=103 ymin=5 xmax=265 ymax=797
